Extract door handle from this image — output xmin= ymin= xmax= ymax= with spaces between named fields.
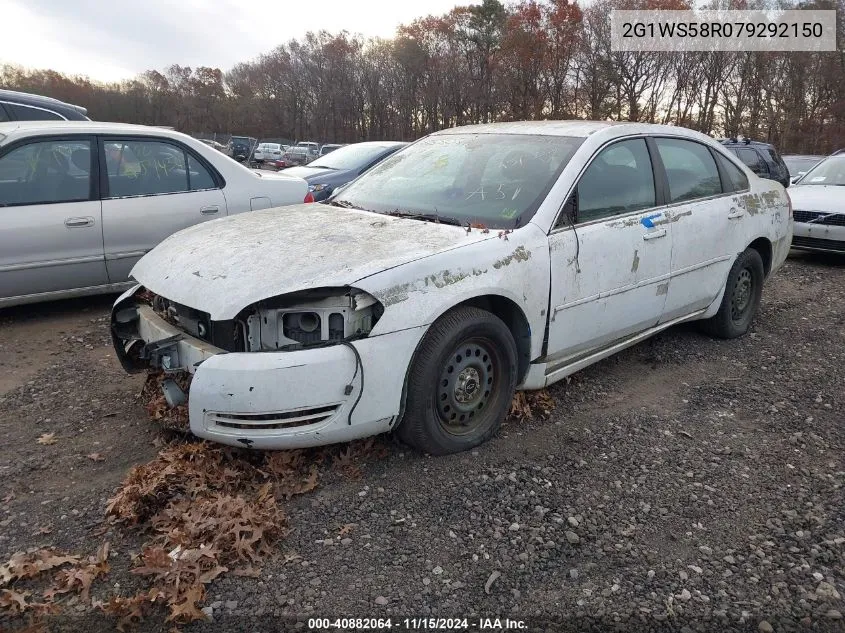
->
xmin=64 ymin=216 xmax=94 ymax=228
xmin=642 ymin=229 xmax=667 ymax=241
xmin=201 ymin=206 xmax=220 ymax=215
xmin=728 ymin=208 xmax=745 ymax=219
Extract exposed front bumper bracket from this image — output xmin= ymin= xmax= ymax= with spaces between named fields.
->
xmin=139 ymin=333 xmax=183 ymax=372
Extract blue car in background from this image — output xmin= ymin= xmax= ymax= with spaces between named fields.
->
xmin=284 ymin=141 xmax=407 ymax=201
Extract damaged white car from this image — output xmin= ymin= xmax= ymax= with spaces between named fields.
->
xmin=112 ymin=121 xmax=792 ymax=455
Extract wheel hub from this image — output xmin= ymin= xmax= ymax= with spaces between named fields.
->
xmin=454 ymin=367 xmax=481 ymax=403
xmin=436 ymin=340 xmax=496 ymax=435
xmin=731 ymin=268 xmax=753 ymax=320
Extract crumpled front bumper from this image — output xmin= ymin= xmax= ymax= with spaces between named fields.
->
xmin=111 ymin=287 xmax=426 ymax=449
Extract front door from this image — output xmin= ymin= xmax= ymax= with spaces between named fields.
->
xmin=546 ymin=137 xmax=672 ymax=364
xmin=100 ymin=137 xmax=227 ymax=283
xmin=0 ymin=136 xmax=108 ymax=301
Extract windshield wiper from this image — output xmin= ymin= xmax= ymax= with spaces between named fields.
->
xmin=386 ymin=210 xmax=463 ymax=226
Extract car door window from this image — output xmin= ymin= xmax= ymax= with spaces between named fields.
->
xmin=104 ymin=139 xmax=189 ymax=198
xmin=655 ymin=138 xmax=721 ymax=203
xmin=576 ymin=138 xmax=656 ymax=223
xmin=714 ymin=152 xmax=749 ymax=192
xmin=5 ymin=103 xmax=64 ymax=121
xmin=733 ymin=148 xmax=767 ymax=176
xmin=188 ymin=155 xmax=216 ymax=190
xmin=0 ymin=139 xmax=91 ymax=206
xmin=765 ymin=149 xmax=787 ymax=179
xmin=0 ymin=104 xmax=9 ymax=122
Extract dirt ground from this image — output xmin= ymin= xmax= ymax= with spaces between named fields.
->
xmin=0 ymin=253 xmax=843 ymax=632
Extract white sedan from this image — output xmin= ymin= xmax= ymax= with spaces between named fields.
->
xmin=788 ymin=152 xmax=845 ymax=254
xmin=0 ymin=121 xmax=308 ymax=307
xmin=253 ymin=142 xmax=283 ymax=164
xmin=112 ymin=121 xmax=791 ymax=455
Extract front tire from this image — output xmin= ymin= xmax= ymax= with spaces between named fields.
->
xmin=397 ymin=306 xmax=518 ymax=455
xmin=700 ymin=248 xmax=764 ymax=339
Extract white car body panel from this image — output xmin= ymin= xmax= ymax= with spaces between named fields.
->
xmin=0 ymin=121 xmax=308 ymax=306
xmin=130 ymin=203 xmax=499 ymax=321
xmin=113 ymin=121 xmax=792 ymax=450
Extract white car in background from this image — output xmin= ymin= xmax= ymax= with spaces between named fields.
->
xmin=789 ymin=151 xmax=845 ymax=253
xmin=112 ymin=121 xmax=791 ymax=455
xmin=253 ymin=142 xmax=283 ymax=164
xmin=0 ymin=121 xmax=308 ymax=307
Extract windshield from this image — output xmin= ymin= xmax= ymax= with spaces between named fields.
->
xmin=310 ymin=144 xmax=394 ymax=170
xmin=332 ymin=133 xmax=583 ymax=229
xmin=784 ymin=156 xmax=822 ymax=176
xmin=795 ymin=156 xmax=845 ymax=186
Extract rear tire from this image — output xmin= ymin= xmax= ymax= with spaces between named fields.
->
xmin=397 ymin=306 xmax=518 ymax=455
xmin=700 ymin=248 xmax=764 ymax=339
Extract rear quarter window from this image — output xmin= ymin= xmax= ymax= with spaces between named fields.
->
xmin=714 ymin=152 xmax=749 ymax=192
xmin=5 ymin=103 xmax=64 ymax=121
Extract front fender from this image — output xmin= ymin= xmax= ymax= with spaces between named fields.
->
xmin=355 ymin=223 xmax=551 ymax=360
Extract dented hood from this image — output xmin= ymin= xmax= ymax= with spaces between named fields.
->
xmin=131 ymin=203 xmax=492 ymax=320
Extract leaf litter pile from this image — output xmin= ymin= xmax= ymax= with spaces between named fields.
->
xmin=2 ymin=369 xmax=553 ymax=630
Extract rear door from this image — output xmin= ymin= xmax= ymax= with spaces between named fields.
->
xmin=99 ymin=136 xmax=228 ymax=283
xmin=653 ymin=138 xmax=748 ymax=321
xmin=0 ymin=135 xmax=108 ymax=301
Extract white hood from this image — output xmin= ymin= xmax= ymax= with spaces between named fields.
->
xmin=788 ymin=185 xmax=845 ymax=214
xmin=131 ymin=204 xmax=493 ymax=320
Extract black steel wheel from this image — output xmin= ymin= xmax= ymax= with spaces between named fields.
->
xmin=700 ymin=247 xmax=764 ymax=339
xmin=436 ymin=338 xmax=499 ymax=437
xmin=397 ymin=306 xmax=517 ymax=455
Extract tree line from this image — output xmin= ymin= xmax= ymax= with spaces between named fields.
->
xmin=2 ymin=0 xmax=843 ymax=154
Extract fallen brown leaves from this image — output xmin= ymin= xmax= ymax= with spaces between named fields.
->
xmin=140 ymin=371 xmax=191 ymax=432
xmin=35 ymin=433 xmax=56 ymax=446
xmin=101 ymin=435 xmax=388 ymax=625
xmin=508 ymin=389 xmax=556 ymax=424
xmin=45 ymin=542 xmax=110 ymax=603
xmin=0 ymin=546 xmax=109 ymax=626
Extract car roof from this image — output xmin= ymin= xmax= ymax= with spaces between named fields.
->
xmin=0 ymin=120 xmax=197 ymax=143
xmin=719 ymin=139 xmax=775 ymax=148
xmin=782 ymin=154 xmax=825 ymax=159
xmin=432 ymin=120 xmax=716 ymax=140
xmin=0 ymin=89 xmax=88 ymax=116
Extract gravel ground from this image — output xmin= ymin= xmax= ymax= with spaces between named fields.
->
xmin=0 ymin=253 xmax=843 ymax=632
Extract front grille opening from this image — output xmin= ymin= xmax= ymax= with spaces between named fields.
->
xmin=793 ymin=210 xmax=845 ymax=226
xmin=209 ymin=404 xmax=339 ymax=430
xmin=792 ymin=235 xmax=845 ymax=252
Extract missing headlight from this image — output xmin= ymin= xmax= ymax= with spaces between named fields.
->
xmin=245 ymin=288 xmax=383 ymax=351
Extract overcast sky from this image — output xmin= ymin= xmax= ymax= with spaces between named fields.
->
xmin=1 ymin=0 xmax=468 ymax=83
